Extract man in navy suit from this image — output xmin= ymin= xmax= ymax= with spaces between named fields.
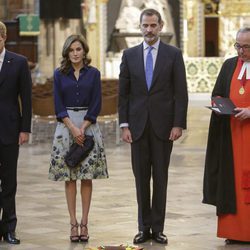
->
xmin=119 ymin=9 xmax=188 ymax=244
xmin=0 ymin=21 xmax=32 ymax=244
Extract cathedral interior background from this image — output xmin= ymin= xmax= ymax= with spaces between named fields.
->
xmin=1 ymin=1 xmax=250 ymax=249
xmin=2 ymin=0 xmax=250 ymax=98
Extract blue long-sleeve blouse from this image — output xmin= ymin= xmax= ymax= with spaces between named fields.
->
xmin=53 ymin=66 xmax=101 ymax=123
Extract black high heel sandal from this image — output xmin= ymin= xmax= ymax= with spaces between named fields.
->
xmin=70 ymin=222 xmax=79 ymax=243
xmin=79 ymin=223 xmax=89 ymax=242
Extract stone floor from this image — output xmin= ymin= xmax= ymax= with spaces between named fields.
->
xmin=1 ymin=97 xmax=250 ymax=250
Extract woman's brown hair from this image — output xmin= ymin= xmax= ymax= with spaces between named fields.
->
xmin=59 ymin=34 xmax=91 ymax=74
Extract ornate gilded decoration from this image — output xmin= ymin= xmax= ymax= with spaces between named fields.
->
xmin=220 ymin=0 xmax=250 ymax=16
xmin=202 ymin=0 xmax=220 ymax=15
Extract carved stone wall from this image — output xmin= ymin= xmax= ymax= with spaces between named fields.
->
xmin=182 ymin=0 xmax=250 ymax=57
xmin=219 ymin=0 xmax=250 ymax=57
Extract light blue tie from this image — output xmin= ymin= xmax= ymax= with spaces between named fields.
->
xmin=145 ymin=46 xmax=153 ymax=90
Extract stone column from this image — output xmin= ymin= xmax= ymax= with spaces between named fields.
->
xmin=98 ymin=0 xmax=108 ymax=75
xmin=86 ymin=0 xmax=108 ymax=76
xmin=182 ymin=0 xmax=203 ymax=57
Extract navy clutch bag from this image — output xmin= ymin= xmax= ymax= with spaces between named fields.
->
xmin=65 ymin=135 xmax=94 ymax=169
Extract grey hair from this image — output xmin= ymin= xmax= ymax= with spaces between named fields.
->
xmin=236 ymin=27 xmax=250 ymax=38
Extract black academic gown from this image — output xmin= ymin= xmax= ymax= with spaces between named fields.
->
xmin=203 ymin=56 xmax=238 ymax=215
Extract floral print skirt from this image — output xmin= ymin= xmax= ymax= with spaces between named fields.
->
xmin=48 ymin=110 xmax=108 ymax=181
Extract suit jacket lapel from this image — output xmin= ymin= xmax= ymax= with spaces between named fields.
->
xmin=137 ymin=43 xmax=148 ymax=92
xmin=0 ymin=51 xmax=13 ymax=87
xmin=151 ymin=41 xmax=164 ymax=89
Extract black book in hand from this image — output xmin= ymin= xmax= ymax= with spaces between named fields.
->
xmin=206 ymin=97 xmax=238 ymax=115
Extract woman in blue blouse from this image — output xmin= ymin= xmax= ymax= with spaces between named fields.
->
xmin=49 ymin=34 xmax=108 ymax=243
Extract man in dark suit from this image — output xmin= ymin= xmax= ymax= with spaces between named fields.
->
xmin=0 ymin=21 xmax=32 ymax=244
xmin=118 ymin=9 xmax=188 ymax=244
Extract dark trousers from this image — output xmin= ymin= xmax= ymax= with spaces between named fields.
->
xmin=0 ymin=143 xmax=19 ymax=234
xmin=131 ymin=121 xmax=173 ymax=233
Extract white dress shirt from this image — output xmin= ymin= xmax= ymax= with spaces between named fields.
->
xmin=143 ymin=38 xmax=160 ymax=70
xmin=0 ymin=47 xmax=6 ymax=72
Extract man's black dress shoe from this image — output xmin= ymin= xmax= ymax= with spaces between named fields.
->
xmin=133 ymin=231 xmax=151 ymax=244
xmin=152 ymin=232 xmax=168 ymax=244
xmin=225 ymin=239 xmax=250 ymax=245
xmin=3 ymin=232 xmax=20 ymax=244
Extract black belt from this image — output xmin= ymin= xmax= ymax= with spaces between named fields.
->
xmin=67 ymin=107 xmax=88 ymax=111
